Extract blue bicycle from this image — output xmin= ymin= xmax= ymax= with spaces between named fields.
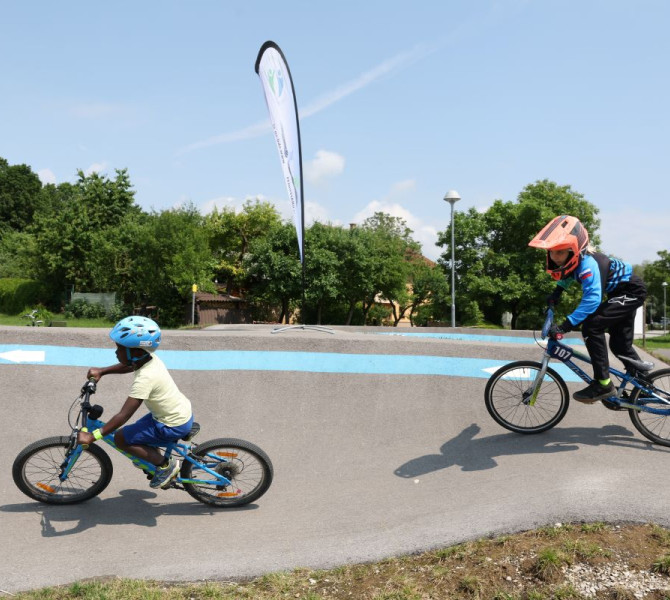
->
xmin=485 ymin=308 xmax=670 ymax=447
xmin=12 ymin=380 xmax=273 ymax=507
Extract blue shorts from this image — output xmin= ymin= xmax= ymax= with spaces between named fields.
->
xmin=122 ymin=413 xmax=194 ymax=446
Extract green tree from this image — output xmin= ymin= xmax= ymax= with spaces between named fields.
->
xmin=131 ymin=205 xmax=215 ymax=325
xmin=304 ymin=223 xmax=342 ymax=325
xmin=205 ymin=198 xmax=282 ymax=293
xmin=406 ymin=260 xmax=450 ymax=326
xmin=0 ymin=230 xmax=38 ymax=279
xmin=641 ymin=250 xmax=670 ymax=323
xmin=438 ymin=180 xmax=601 ymax=329
xmin=337 ymin=226 xmax=379 ymax=325
xmin=31 ymin=169 xmax=140 ymax=300
xmin=0 ymin=157 xmax=44 ymax=232
xmin=244 ymin=222 xmax=302 ymax=323
xmin=361 ymin=213 xmax=419 ymax=325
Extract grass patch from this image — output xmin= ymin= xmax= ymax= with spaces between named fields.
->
xmin=8 ymin=523 xmax=670 ymax=599
xmin=0 ymin=312 xmax=113 ymax=328
xmin=652 ymin=553 xmax=670 ymax=575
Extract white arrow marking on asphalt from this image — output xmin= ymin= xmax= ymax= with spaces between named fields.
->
xmin=482 ymin=366 xmax=535 ymax=379
xmin=0 ymin=350 xmax=46 ymax=363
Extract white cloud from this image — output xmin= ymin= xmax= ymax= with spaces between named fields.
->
xmin=305 ymin=150 xmax=345 ymax=184
xmin=352 ymin=197 xmax=443 ymax=262
xmin=305 ymin=200 xmax=332 ymax=225
xmin=199 ymin=196 xmax=238 ymax=215
xmin=85 ymin=162 xmax=108 ymax=176
xmin=37 ymin=169 xmax=56 ymax=185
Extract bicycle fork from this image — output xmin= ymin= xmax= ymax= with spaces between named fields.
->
xmin=524 ymin=354 xmax=552 ymax=406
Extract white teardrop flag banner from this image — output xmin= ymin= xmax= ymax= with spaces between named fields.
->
xmin=255 ymin=41 xmax=305 ymax=264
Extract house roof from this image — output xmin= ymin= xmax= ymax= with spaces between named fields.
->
xmin=195 ymin=293 xmax=245 ymax=303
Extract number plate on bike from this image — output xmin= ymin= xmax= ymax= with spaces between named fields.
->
xmin=550 ymin=344 xmax=574 ymax=360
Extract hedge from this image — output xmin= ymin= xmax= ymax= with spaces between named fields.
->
xmin=0 ymin=278 xmax=47 ymax=314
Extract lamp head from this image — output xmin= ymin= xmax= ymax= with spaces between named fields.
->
xmin=443 ymin=190 xmax=461 ymax=205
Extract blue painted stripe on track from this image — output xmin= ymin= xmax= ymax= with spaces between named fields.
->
xmin=0 ymin=344 xmax=582 ymax=382
xmin=375 ymin=332 xmax=585 ymax=345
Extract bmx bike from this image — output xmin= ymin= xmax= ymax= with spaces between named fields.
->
xmin=485 ymin=308 xmax=670 ymax=447
xmin=12 ymin=379 xmax=273 ymax=507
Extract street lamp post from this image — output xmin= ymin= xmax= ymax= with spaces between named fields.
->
xmin=443 ymin=190 xmax=461 ymax=328
xmin=663 ymin=281 xmax=668 ymax=335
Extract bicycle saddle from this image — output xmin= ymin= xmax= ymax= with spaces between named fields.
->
xmin=182 ymin=422 xmax=200 ymax=441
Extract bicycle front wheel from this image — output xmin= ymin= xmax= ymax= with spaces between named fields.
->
xmin=628 ymin=368 xmax=670 ymax=448
xmin=12 ymin=436 xmax=113 ymax=504
xmin=181 ymin=438 xmax=273 ymax=507
xmin=485 ymin=360 xmax=570 ymax=434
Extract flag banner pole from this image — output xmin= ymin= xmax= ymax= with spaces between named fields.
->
xmin=255 ymin=40 xmax=333 ymax=335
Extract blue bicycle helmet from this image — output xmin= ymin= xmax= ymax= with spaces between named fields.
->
xmin=110 ymin=316 xmax=161 ymax=361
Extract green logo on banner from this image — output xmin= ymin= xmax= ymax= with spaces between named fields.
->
xmin=266 ymin=68 xmax=284 ymax=97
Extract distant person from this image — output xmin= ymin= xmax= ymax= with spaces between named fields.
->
xmin=529 ymin=215 xmax=648 ymax=403
xmin=77 ymin=316 xmax=193 ymax=488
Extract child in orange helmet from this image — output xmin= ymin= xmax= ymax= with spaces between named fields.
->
xmin=529 ymin=215 xmax=649 ymax=403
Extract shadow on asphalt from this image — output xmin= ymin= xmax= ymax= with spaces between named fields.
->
xmin=394 ymin=423 xmax=670 ymax=478
xmin=0 ymin=488 xmax=259 ymax=537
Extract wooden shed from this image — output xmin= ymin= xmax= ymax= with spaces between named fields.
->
xmin=195 ymin=293 xmax=251 ymax=326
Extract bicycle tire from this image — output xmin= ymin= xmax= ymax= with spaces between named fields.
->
xmin=12 ymin=436 xmax=113 ymax=505
xmin=628 ymin=368 xmax=670 ymax=447
xmin=485 ymin=360 xmax=570 ymax=434
xmin=181 ymin=438 xmax=273 ymax=507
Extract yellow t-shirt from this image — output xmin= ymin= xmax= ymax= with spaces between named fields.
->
xmin=129 ymin=355 xmax=192 ymax=427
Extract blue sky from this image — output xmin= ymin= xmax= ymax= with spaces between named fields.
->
xmin=1 ymin=1 xmax=668 ymax=264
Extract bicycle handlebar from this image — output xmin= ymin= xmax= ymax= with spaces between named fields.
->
xmin=81 ymin=379 xmax=97 ymax=396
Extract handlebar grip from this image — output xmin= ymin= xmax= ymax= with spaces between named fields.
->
xmin=80 ymin=427 xmax=89 ymax=450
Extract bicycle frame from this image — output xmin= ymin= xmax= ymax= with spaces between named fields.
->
xmin=59 ymin=384 xmax=235 ymax=489
xmin=526 ymin=308 xmax=670 ymax=415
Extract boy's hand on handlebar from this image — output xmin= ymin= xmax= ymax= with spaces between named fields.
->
xmin=78 ymin=430 xmax=95 ymax=446
xmin=87 ymin=368 xmax=102 ymax=382
xmin=548 ymin=324 xmax=565 ymax=339
xmin=549 ymin=320 xmax=574 ymax=339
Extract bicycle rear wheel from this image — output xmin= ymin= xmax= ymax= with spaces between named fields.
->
xmin=181 ymin=438 xmax=273 ymax=507
xmin=12 ymin=436 xmax=113 ymax=504
xmin=485 ymin=360 xmax=570 ymax=434
xmin=628 ymin=368 xmax=670 ymax=447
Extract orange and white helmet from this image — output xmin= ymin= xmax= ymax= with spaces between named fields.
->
xmin=528 ymin=215 xmax=589 ymax=281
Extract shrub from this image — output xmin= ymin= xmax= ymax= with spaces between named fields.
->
xmin=64 ymin=299 xmax=108 ymax=319
xmin=0 ymin=278 xmax=47 ymax=314
xmin=105 ymin=303 xmax=126 ymax=323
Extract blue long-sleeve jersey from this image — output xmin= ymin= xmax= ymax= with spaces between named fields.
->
xmin=557 ymin=251 xmax=633 ymax=326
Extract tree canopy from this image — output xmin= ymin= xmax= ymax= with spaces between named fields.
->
xmin=1 ymin=155 xmax=667 ymax=329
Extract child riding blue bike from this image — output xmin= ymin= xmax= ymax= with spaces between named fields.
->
xmin=529 ymin=215 xmax=648 ymax=403
xmin=77 ymin=316 xmax=194 ymax=489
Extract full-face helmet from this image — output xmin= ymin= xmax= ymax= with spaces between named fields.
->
xmin=528 ymin=215 xmax=589 ymax=281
